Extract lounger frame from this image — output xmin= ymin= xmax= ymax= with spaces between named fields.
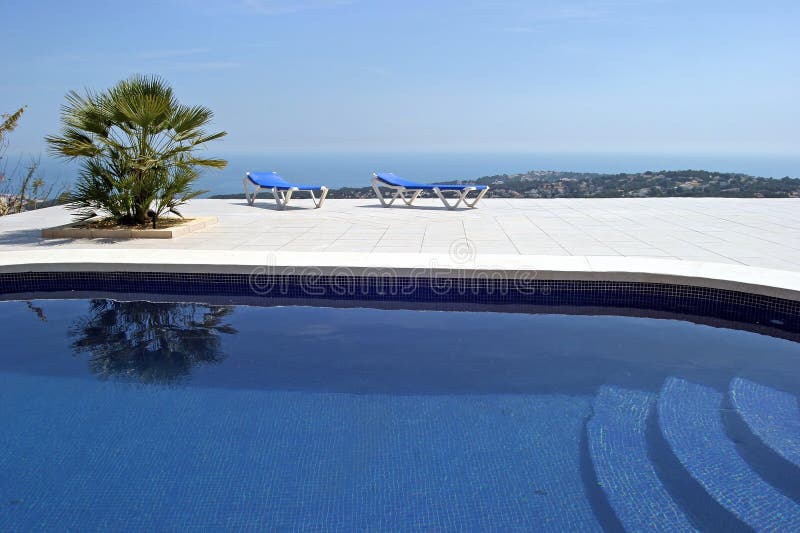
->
xmin=243 ymin=175 xmax=328 ymax=209
xmin=371 ymin=173 xmax=488 ymax=210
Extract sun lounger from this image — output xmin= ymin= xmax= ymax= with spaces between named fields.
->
xmin=244 ymin=171 xmax=328 ymax=209
xmin=371 ymin=172 xmax=489 ymax=209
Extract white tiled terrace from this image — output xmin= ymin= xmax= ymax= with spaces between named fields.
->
xmin=2 ymin=198 xmax=799 ymax=269
xmin=2 ymin=198 xmax=800 ymax=299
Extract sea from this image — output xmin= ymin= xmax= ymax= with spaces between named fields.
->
xmin=24 ymin=152 xmax=800 ymax=197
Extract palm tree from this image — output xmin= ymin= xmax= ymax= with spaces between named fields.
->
xmin=46 ymin=75 xmax=227 ymax=227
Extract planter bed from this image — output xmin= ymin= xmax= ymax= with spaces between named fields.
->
xmin=41 ymin=216 xmax=217 ymax=239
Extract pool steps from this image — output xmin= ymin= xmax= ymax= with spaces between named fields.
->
xmin=586 ymin=378 xmax=800 ymax=532
xmin=730 ymin=377 xmax=800 ymax=471
xmin=587 ymin=387 xmax=696 ymax=532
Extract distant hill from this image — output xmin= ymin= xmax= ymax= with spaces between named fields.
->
xmin=212 ymin=170 xmax=800 ymax=200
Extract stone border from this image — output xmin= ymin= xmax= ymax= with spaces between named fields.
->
xmin=1 ymin=250 xmax=799 ymax=302
xmin=41 ymin=217 xmax=217 ymax=239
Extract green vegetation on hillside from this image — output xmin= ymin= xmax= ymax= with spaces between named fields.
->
xmin=307 ymin=169 xmax=800 ymax=200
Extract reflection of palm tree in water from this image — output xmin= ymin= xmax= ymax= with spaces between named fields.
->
xmin=70 ymin=300 xmax=237 ymax=384
xmin=26 ymin=301 xmax=47 ymax=321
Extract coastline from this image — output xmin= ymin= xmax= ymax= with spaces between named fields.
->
xmin=23 ymin=152 xmax=800 ymax=198
xmin=212 ymin=169 xmax=800 ymax=200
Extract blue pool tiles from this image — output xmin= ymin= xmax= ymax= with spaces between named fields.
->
xmin=0 ymin=372 xmax=600 ymax=532
xmin=730 ymin=377 xmax=800 ymax=470
xmin=587 ymin=386 xmax=695 ymax=532
xmin=658 ymin=378 xmax=800 ymax=531
xmin=1 ymin=271 xmax=799 ymax=338
xmin=2 ymin=276 xmax=800 ymax=531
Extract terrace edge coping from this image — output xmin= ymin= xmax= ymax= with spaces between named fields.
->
xmin=1 ymin=250 xmax=798 ymax=302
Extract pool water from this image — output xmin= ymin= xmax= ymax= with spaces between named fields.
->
xmin=1 ymin=298 xmax=799 ymax=531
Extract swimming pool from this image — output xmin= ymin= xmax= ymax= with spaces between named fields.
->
xmin=1 ymin=278 xmax=799 ymax=531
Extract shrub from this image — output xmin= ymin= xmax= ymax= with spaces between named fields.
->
xmin=46 ymin=75 xmax=226 ymax=227
xmin=1 ymin=106 xmax=58 ymax=215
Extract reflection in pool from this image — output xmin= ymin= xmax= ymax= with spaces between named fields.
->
xmin=69 ymin=300 xmax=236 ymax=384
xmin=1 ymin=297 xmax=799 ymax=531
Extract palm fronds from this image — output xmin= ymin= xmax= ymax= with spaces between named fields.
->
xmin=46 ymin=75 xmax=227 ymax=226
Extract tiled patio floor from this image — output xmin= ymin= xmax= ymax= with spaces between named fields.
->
xmin=2 ymin=198 xmax=799 ymax=271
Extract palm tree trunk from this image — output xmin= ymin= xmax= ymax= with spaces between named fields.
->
xmin=133 ymin=207 xmax=148 ymax=225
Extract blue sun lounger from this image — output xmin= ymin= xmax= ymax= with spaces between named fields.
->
xmin=371 ymin=172 xmax=489 ymax=209
xmin=244 ymin=171 xmax=328 ymax=209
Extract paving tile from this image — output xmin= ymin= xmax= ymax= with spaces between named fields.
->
xmin=373 ymin=246 xmax=423 ymax=254
xmin=3 ymin=198 xmax=800 ymax=273
xmin=376 ymin=240 xmax=424 ymax=248
xmin=278 ymin=243 xmax=331 ymax=252
xmin=325 ymin=240 xmax=380 ymax=252
xmin=674 ymin=255 xmax=743 ymax=265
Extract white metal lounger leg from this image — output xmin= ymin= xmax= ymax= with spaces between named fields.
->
xmin=272 ymin=187 xmax=297 ymax=209
xmin=372 ymin=177 xmax=401 ymax=207
xmin=243 ymin=177 xmax=260 ymax=206
xmin=308 ymin=186 xmax=329 ymax=208
xmin=272 ymin=187 xmax=327 ymax=209
xmin=433 ymin=187 xmax=468 ymax=210
xmin=400 ymin=189 xmax=422 ymax=205
xmin=433 ymin=187 xmax=487 ymax=209
xmin=462 ymin=187 xmax=488 ymax=208
xmin=372 ymin=178 xmax=424 ymax=207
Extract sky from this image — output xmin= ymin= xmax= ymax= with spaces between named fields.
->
xmin=2 ymin=0 xmax=799 ymax=155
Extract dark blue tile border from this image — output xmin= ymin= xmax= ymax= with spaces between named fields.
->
xmin=1 ymin=271 xmax=798 ymax=335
